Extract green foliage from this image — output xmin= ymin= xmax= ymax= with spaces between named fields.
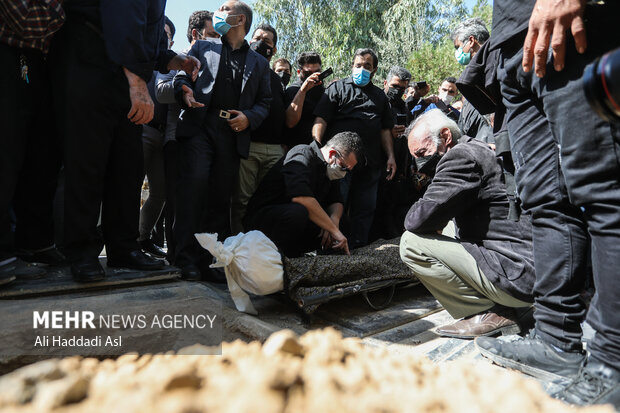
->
xmin=407 ymin=37 xmax=463 ymax=92
xmin=253 ymin=0 xmax=491 ymax=87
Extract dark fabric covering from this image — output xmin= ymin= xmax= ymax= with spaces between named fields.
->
xmin=284 ymin=237 xmax=417 ymax=314
xmin=284 ymin=80 xmax=325 ymax=147
xmin=251 ymin=70 xmax=286 ymax=144
xmin=404 ymin=136 xmax=535 ymax=303
xmin=313 ymin=77 xmax=393 ymax=167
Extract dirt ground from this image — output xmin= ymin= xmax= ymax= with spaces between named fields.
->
xmin=0 ymin=328 xmax=612 ymax=413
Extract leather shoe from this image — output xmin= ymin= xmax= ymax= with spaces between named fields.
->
xmin=436 ymin=307 xmax=521 ymax=339
xmin=556 ymin=360 xmax=620 ymax=408
xmin=17 ymin=247 xmax=66 ymax=266
xmin=475 ymin=330 xmax=586 ymax=382
xmin=71 ymin=258 xmax=105 ymax=282
xmin=139 ymin=239 xmax=167 ymax=259
xmin=107 ymin=250 xmax=164 ymax=271
xmin=180 ymin=265 xmax=202 ymax=281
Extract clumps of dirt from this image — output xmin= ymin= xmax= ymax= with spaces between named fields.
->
xmin=0 ymin=328 xmax=612 ymax=413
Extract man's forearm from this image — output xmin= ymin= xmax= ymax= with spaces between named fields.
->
xmin=285 ymin=90 xmax=306 ymax=128
xmin=326 ymin=203 xmax=344 ymax=223
xmin=292 ymin=196 xmax=339 ymax=233
xmin=312 ymin=117 xmax=327 ymax=144
xmin=381 ymin=128 xmax=395 ymax=159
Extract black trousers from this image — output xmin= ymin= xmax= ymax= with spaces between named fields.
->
xmin=50 ymin=22 xmax=143 ymax=261
xmin=163 ymin=140 xmax=178 ymax=262
xmin=245 ymin=203 xmax=321 ymax=258
xmin=174 ymin=114 xmax=240 ymax=270
xmin=0 ymin=43 xmax=60 ymax=261
xmin=497 ymin=2 xmax=620 ymax=369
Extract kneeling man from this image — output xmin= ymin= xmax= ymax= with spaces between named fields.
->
xmin=245 ymin=132 xmax=363 ymax=257
xmin=400 ymin=109 xmax=535 ymax=338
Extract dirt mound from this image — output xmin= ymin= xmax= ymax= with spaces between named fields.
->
xmin=0 ymin=328 xmax=611 ymax=413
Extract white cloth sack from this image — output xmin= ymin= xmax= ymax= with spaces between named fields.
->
xmin=194 ymin=231 xmax=284 ymax=315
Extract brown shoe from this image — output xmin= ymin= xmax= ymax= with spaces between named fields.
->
xmin=436 ymin=306 xmax=521 ymax=339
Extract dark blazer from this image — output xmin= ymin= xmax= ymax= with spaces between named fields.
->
xmin=404 ymin=137 xmax=535 ymax=303
xmin=173 ymin=39 xmax=272 ymax=158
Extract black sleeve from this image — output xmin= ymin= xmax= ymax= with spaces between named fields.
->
xmin=313 ymin=82 xmax=340 ymax=122
xmin=100 ymin=0 xmax=166 ymax=82
xmin=284 ymin=85 xmax=300 ymax=105
xmin=380 ymin=96 xmax=395 ymax=130
xmin=282 ymin=151 xmax=315 ymax=199
xmin=404 ymin=148 xmax=481 ymax=233
xmin=325 ymin=181 xmax=343 ymax=206
xmin=173 ymin=42 xmax=200 ymax=108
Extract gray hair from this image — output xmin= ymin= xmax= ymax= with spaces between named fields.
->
xmin=451 ymin=18 xmax=490 ymax=44
xmin=386 ymin=66 xmax=411 ymax=83
xmin=405 ymin=109 xmax=462 ymax=147
xmin=326 ymin=131 xmax=365 ymax=165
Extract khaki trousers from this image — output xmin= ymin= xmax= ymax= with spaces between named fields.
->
xmin=231 ymin=142 xmax=284 ymax=234
xmin=399 ymin=222 xmax=530 ymax=319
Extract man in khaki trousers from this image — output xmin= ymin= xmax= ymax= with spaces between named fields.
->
xmin=400 ymin=109 xmax=535 ymax=339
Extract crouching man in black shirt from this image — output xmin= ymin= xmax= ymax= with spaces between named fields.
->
xmin=399 ymin=109 xmax=535 ymax=339
xmin=244 ymin=132 xmax=364 ymax=257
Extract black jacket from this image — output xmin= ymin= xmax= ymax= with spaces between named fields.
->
xmin=404 ymin=137 xmax=535 ymax=302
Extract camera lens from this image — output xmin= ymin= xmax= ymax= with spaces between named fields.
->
xmin=583 ymin=47 xmax=620 ymax=123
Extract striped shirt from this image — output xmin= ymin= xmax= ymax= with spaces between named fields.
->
xmin=0 ymin=0 xmax=65 ymax=53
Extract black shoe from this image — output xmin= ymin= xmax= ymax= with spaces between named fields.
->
xmin=106 ymin=250 xmax=165 ymax=271
xmin=203 ymin=266 xmax=227 ymax=284
xmin=16 ymin=247 xmax=66 ymax=266
xmin=475 ymin=331 xmax=586 ymax=382
xmin=139 ymin=239 xmax=167 ymax=259
xmin=556 ymin=360 xmax=620 ymax=408
xmin=3 ymin=258 xmax=47 ymax=280
xmin=71 ymin=258 xmax=105 ymax=282
xmin=180 ymin=265 xmax=202 ymax=281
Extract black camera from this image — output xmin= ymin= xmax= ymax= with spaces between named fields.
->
xmin=583 ymin=46 xmax=620 ymax=122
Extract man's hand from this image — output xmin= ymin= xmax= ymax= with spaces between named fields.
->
xmin=423 ymin=95 xmax=439 ymax=105
xmin=391 ymin=124 xmax=406 ymax=139
xmin=523 ymin=0 xmax=587 ymax=77
xmin=228 ymin=110 xmax=250 ymax=132
xmin=386 ymin=156 xmax=397 ymax=180
xmin=300 ymin=72 xmax=322 ymax=93
xmin=168 ymin=54 xmax=201 ymax=81
xmin=123 ymin=67 xmax=154 ymax=125
xmin=414 ymin=84 xmax=431 ymax=98
xmin=329 ymin=229 xmax=350 ymax=255
xmin=181 ymin=85 xmax=205 ymax=108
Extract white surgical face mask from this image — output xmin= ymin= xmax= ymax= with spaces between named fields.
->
xmin=439 ymin=92 xmax=454 ymax=106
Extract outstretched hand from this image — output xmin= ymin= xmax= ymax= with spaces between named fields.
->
xmin=181 ymin=85 xmax=205 ymax=108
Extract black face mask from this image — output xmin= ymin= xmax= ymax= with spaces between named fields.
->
xmin=386 ymin=87 xmax=404 ymax=101
xmin=414 ymin=152 xmax=443 ymax=177
xmin=277 ymin=71 xmax=291 ymax=87
xmin=250 ymin=40 xmax=274 ymax=60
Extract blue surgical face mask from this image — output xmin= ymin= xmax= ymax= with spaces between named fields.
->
xmin=454 ymin=41 xmax=472 ymax=66
xmin=213 ymin=11 xmax=241 ymax=37
xmin=352 ymin=67 xmax=372 ymax=87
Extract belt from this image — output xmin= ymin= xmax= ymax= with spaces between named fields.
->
xmin=207 ymin=108 xmax=233 ymax=119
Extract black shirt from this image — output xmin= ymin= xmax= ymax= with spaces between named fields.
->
xmin=314 ymin=77 xmax=393 ymax=167
xmin=210 ymin=37 xmax=249 ymax=111
xmin=388 ymin=96 xmax=412 ymax=127
xmin=246 ymin=141 xmax=343 ymax=214
xmin=284 ymin=80 xmax=325 ymax=148
xmin=252 ymin=70 xmax=286 ymax=144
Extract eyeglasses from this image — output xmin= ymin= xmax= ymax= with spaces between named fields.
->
xmin=334 ymin=150 xmax=352 ymax=172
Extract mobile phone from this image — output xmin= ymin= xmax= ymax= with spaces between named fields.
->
xmin=396 ymin=114 xmax=407 ymax=125
xmin=416 ymin=81 xmax=427 ymax=89
xmin=317 ymin=67 xmax=333 ymax=82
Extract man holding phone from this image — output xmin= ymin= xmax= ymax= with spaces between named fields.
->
xmin=285 ymin=52 xmax=326 ymax=148
xmin=173 ymin=0 xmax=271 ymax=281
xmin=383 ymin=66 xmax=413 ymax=138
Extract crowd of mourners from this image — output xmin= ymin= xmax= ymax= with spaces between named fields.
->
xmin=1 ymin=0 xmax=620 ymax=409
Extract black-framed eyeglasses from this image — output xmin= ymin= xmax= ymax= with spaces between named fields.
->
xmin=334 ymin=150 xmax=352 ymax=172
